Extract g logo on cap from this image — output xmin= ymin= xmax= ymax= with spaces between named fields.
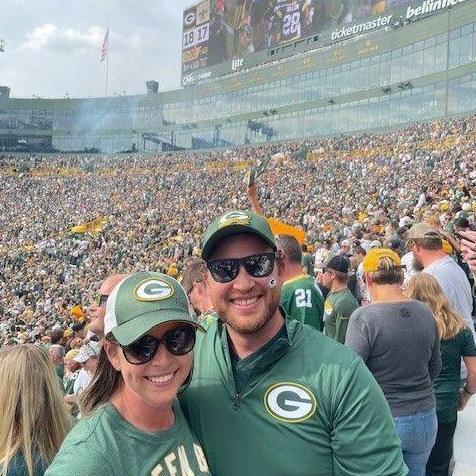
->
xmin=134 ymin=279 xmax=174 ymax=301
xmin=264 ymin=383 xmax=317 ymax=423
xmin=219 ymin=211 xmax=251 ymax=228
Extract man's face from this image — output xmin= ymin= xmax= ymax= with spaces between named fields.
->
xmin=317 ymin=268 xmax=334 ymax=290
xmin=341 ymin=244 xmax=350 ymax=254
xmin=188 ymin=280 xmax=211 ymax=316
xmin=205 ymin=234 xmax=282 ymax=335
xmin=48 ymin=347 xmax=61 ymax=365
xmin=88 ymin=276 xmax=125 ymax=338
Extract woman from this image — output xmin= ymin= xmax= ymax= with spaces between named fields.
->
xmin=345 ymin=248 xmax=441 ymax=476
xmin=0 ymin=345 xmax=71 ymax=476
xmin=45 ymin=272 xmax=211 ymax=476
xmin=405 ymin=273 xmax=476 ymax=476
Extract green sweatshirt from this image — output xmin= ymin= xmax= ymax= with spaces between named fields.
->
xmin=180 ymin=315 xmax=407 ymax=476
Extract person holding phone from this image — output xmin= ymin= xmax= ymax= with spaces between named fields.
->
xmin=459 ymin=230 xmax=476 ymax=276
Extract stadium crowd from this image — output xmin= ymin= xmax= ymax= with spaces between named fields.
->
xmin=1 ymin=114 xmax=475 ymax=347
xmin=0 ymin=113 xmax=476 ymax=475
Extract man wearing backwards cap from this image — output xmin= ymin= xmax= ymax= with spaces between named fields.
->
xmin=317 ymin=255 xmax=359 ymax=344
xmin=46 ymin=272 xmax=210 ymax=476
xmin=180 ymin=209 xmax=407 ymax=476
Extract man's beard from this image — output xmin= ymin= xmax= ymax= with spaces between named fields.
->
xmin=413 ymin=255 xmax=425 ymax=272
xmin=215 ymin=286 xmax=281 ymax=335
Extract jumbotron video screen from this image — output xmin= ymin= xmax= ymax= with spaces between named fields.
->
xmin=181 ymin=0 xmax=418 ymax=84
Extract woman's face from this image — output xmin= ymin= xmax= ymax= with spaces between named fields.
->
xmin=106 ymin=322 xmax=193 ymax=412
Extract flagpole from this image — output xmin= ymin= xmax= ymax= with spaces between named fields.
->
xmin=105 ymin=46 xmax=109 ymax=97
xmin=101 ymin=25 xmax=110 ymax=97
xmin=105 ymin=25 xmax=109 ymax=97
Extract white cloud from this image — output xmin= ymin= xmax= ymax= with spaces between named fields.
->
xmin=2 ymin=1 xmax=190 ymax=97
xmin=20 ymin=23 xmax=104 ymax=54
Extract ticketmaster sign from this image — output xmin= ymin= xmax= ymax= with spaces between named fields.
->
xmin=331 ymin=15 xmax=393 ymax=40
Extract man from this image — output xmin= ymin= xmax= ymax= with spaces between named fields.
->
xmin=249 ymin=0 xmax=269 ymax=51
xmin=300 ymin=243 xmax=315 ymax=277
xmin=277 ymin=234 xmax=324 ymax=331
xmin=181 ymin=209 xmax=407 ymax=476
xmin=48 ymin=344 xmax=65 ymax=380
xmin=460 ymin=229 xmax=476 ymax=275
xmin=408 ymin=222 xmax=475 ymax=334
xmin=181 ymin=257 xmax=214 ymax=322
xmin=64 ymin=341 xmax=101 ymax=411
xmin=349 ymin=245 xmax=367 ymax=305
xmin=314 ymin=239 xmax=333 ymax=270
xmin=317 ymin=255 xmax=360 ymax=344
xmin=87 ymin=274 xmax=128 ymax=339
xmin=338 ymin=239 xmax=352 ymax=257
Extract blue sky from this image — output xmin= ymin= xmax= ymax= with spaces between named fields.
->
xmin=0 ymin=0 xmax=191 ymax=98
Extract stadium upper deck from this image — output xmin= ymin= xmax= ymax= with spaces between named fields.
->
xmin=0 ymin=0 xmax=475 ymax=153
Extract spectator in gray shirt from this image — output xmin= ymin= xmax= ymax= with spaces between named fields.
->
xmin=407 ymin=222 xmax=475 ymax=337
xmin=346 ymin=248 xmax=441 ymax=476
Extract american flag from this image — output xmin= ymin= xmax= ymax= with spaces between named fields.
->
xmin=100 ymin=27 xmax=109 ymax=63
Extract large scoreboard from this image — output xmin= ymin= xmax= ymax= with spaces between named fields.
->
xmin=181 ymin=0 xmax=470 ymax=86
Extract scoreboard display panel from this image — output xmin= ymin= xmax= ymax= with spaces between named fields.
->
xmin=181 ymin=0 xmax=433 ymax=85
xmin=182 ymin=0 xmax=212 ymax=74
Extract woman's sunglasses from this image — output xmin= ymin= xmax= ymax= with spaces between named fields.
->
xmin=121 ymin=324 xmax=196 ymax=365
xmin=206 ymin=252 xmax=275 ymax=283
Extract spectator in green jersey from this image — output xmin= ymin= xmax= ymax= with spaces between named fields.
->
xmin=300 ymin=243 xmax=315 ymax=277
xmin=277 ymin=234 xmax=324 ymax=331
xmin=317 ymin=255 xmax=359 ymax=343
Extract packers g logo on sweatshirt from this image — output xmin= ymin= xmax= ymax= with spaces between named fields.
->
xmin=264 ymin=383 xmax=317 ymax=423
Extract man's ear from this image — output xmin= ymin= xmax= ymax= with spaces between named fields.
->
xmin=276 ymin=251 xmax=285 ymax=277
xmin=193 ymin=279 xmax=202 ymax=294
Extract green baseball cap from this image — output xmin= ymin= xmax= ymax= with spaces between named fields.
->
xmin=201 ymin=210 xmax=276 ymax=261
xmin=104 ymin=272 xmax=204 ymax=346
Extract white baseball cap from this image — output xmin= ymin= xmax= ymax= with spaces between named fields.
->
xmin=74 ymin=341 xmax=101 ymax=363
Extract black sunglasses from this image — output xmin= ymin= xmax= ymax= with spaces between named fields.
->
xmin=121 ymin=324 xmax=196 ymax=365
xmin=207 ymin=252 xmax=276 ymax=283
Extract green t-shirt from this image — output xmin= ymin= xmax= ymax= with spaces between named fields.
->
xmin=64 ymin=371 xmax=79 ymax=395
xmin=180 ymin=318 xmax=407 ymax=476
xmin=435 ymin=328 xmax=476 ymax=422
xmin=45 ymin=401 xmax=211 ymax=476
xmin=301 ymin=253 xmax=315 ymax=277
xmin=55 ymin=363 xmax=64 ymax=381
xmin=280 ymin=274 xmax=324 ymax=331
xmin=324 ymin=288 xmax=360 ymax=344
